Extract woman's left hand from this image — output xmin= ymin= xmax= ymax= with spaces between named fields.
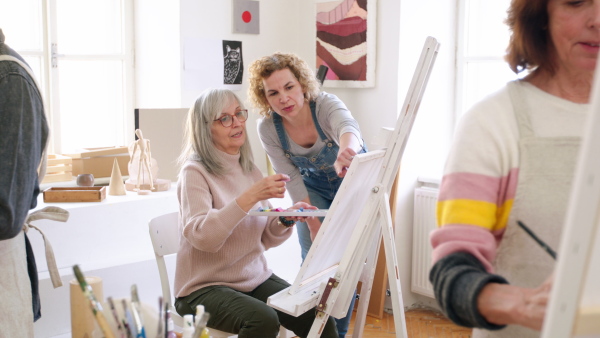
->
xmin=334 ymin=147 xmax=358 ymax=177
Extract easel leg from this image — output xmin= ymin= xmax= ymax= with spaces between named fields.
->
xmin=352 ymin=225 xmax=384 ymax=338
xmin=308 ymin=311 xmax=332 ymax=338
xmin=380 ymin=195 xmax=408 ymax=338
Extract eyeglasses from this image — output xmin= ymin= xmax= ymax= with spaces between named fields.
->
xmin=212 ymin=109 xmax=248 ymax=127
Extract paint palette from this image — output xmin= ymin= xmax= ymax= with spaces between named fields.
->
xmin=249 ymin=207 xmax=328 ymax=217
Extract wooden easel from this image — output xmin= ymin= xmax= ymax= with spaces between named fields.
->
xmin=267 ymin=37 xmax=440 ymax=338
xmin=541 ymin=53 xmax=600 ymax=338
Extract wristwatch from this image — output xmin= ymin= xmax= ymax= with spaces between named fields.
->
xmin=278 ymin=216 xmax=295 ymax=228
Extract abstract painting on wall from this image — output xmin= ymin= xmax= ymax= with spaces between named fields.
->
xmin=233 ymin=0 xmax=260 ymax=34
xmin=316 ymin=0 xmax=376 ymax=88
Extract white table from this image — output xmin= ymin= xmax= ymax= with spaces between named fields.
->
xmin=31 ymin=185 xmax=179 ymax=337
xmin=29 ymin=185 xmax=301 ymax=337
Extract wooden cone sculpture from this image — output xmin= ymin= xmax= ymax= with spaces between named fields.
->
xmin=109 ymin=158 xmax=126 ymax=196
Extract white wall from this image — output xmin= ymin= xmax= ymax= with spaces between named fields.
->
xmin=394 ymin=0 xmax=457 ymax=308
xmin=135 ymin=0 xmax=181 ymax=108
xmin=135 ymin=0 xmax=458 ymax=312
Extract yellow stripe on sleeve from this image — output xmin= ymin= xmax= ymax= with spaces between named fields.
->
xmin=495 ymin=199 xmax=513 ymax=232
xmin=437 ymin=199 xmax=499 ymax=231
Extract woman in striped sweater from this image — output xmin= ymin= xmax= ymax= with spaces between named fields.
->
xmin=173 ymin=88 xmax=338 ymax=338
xmin=430 ymin=1 xmax=599 ymax=337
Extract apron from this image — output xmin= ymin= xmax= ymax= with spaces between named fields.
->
xmin=0 ymin=55 xmax=69 ymax=337
xmin=472 ymin=81 xmax=581 ymax=338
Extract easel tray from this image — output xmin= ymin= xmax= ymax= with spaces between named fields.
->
xmin=43 ymin=186 xmax=106 ymax=203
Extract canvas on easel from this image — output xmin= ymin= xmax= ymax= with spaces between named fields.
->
xmin=267 ymin=36 xmax=440 ymax=338
xmin=541 ymin=54 xmax=600 ymax=338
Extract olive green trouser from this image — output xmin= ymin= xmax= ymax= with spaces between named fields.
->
xmin=175 ymin=274 xmax=338 ymax=338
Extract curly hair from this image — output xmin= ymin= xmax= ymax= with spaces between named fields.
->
xmin=247 ymin=52 xmax=320 ymax=117
xmin=505 ymin=0 xmax=552 ymax=74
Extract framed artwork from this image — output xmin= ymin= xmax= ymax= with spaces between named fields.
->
xmin=316 ymin=0 xmax=377 ymax=88
xmin=233 ymin=0 xmax=260 ymax=34
xmin=222 ymin=40 xmax=243 ymax=85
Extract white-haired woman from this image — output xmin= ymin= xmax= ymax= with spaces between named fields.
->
xmin=173 ymin=88 xmax=338 ymax=338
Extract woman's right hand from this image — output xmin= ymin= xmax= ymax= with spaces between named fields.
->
xmin=236 ymin=173 xmax=290 ymax=212
xmin=477 ymin=273 xmax=554 ymax=331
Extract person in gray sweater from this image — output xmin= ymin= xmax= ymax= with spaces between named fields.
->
xmin=0 ymin=28 xmax=49 ymax=336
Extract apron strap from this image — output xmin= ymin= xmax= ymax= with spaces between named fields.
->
xmin=0 ymin=55 xmax=48 ymax=180
xmin=22 ymin=207 xmax=70 ymax=288
xmin=507 ymin=80 xmax=535 ymax=139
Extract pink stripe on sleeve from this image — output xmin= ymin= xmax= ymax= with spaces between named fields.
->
xmin=438 ymin=169 xmax=519 ymax=207
xmin=430 ymin=224 xmax=500 ymax=273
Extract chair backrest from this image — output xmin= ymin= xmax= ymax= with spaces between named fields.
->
xmin=148 ymin=211 xmax=182 ymax=327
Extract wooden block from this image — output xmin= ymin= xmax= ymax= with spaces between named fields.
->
xmin=70 ymin=155 xmax=130 ymax=178
xmin=46 ymin=164 xmax=72 ymax=174
xmin=42 ymin=172 xmax=73 ymax=183
xmin=63 ymin=146 xmax=128 ymax=159
xmin=47 ymin=154 xmax=73 ymax=165
xmin=43 ymin=187 xmax=106 ymax=203
xmin=42 ymin=154 xmax=73 ymax=184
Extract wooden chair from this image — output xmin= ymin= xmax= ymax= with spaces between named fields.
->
xmin=148 ymin=212 xmax=290 ymax=338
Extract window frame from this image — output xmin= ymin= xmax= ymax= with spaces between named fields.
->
xmin=454 ymin=0 xmax=517 ymax=125
xmin=12 ymin=0 xmax=136 ymax=154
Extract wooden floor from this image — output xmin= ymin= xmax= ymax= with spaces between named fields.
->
xmin=344 ymin=308 xmax=472 ymax=338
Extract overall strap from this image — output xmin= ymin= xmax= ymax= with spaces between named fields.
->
xmin=272 ymin=112 xmax=291 ymax=152
xmin=310 ymin=101 xmax=329 ymax=141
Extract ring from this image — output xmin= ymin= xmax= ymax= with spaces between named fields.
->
xmin=279 ymin=188 xmax=283 ymax=193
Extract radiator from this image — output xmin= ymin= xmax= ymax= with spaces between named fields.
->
xmin=411 ymin=186 xmax=439 ymax=298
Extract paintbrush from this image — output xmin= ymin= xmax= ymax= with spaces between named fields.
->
xmin=107 ymin=296 xmax=126 ymax=338
xmin=72 ymin=265 xmax=116 ymax=338
xmin=517 ymin=220 xmax=557 ymax=260
xmin=130 ymin=284 xmax=146 ymax=338
xmin=155 ymin=296 xmax=164 ymax=338
xmin=122 ymin=299 xmax=135 ymax=338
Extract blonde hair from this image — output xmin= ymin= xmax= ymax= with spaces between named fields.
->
xmin=247 ymin=52 xmax=320 ymax=117
xmin=178 ymin=88 xmax=254 ymax=176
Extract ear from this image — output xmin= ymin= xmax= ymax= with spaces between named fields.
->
xmin=226 ymin=45 xmax=231 ymax=52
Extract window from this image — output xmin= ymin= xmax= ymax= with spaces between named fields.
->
xmin=455 ymin=0 xmax=522 ymax=120
xmin=0 ymin=0 xmax=134 ymax=154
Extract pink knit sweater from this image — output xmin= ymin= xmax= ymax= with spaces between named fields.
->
xmin=174 ymin=151 xmax=293 ymax=297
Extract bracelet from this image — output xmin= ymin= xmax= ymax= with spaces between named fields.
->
xmin=278 ymin=216 xmax=295 ymax=228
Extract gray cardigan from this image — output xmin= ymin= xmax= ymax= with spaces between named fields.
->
xmin=0 ymin=28 xmax=49 ymax=321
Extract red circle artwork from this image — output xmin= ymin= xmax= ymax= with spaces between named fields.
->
xmin=242 ymin=11 xmax=252 ymax=23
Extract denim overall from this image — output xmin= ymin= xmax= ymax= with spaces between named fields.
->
xmin=273 ymin=101 xmax=366 ymax=337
